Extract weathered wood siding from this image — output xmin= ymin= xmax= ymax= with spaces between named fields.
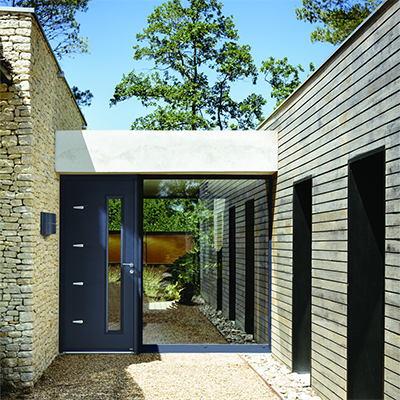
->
xmin=199 ymin=179 xmax=270 ymax=344
xmin=259 ymin=1 xmax=400 ymax=399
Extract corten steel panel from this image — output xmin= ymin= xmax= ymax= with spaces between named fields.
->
xmin=144 ymin=233 xmax=194 ymax=265
xmin=108 ymin=232 xmax=122 ymax=263
xmin=109 ymin=232 xmax=193 ymax=265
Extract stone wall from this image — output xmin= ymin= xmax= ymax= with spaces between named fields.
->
xmin=0 ymin=9 xmax=85 ymax=389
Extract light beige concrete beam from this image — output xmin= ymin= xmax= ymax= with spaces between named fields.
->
xmin=55 ymin=130 xmax=278 ymax=175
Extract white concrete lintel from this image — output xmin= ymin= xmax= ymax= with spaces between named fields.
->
xmin=55 ymin=130 xmax=278 ymax=175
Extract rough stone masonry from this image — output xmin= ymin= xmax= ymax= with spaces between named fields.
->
xmin=0 ymin=8 xmax=84 ymax=389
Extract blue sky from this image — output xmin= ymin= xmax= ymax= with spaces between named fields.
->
xmin=58 ymin=0 xmax=335 ymax=130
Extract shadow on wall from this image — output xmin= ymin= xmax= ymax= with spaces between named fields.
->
xmin=0 ymin=38 xmax=13 ymax=86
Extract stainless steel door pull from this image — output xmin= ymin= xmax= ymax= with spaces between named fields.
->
xmin=123 ymin=263 xmax=134 ymax=267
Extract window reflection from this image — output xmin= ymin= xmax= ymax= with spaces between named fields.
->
xmin=108 ymin=198 xmax=121 ymax=331
xmin=142 ymin=179 xmax=268 ymax=345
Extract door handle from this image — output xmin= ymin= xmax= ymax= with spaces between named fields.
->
xmin=122 ymin=263 xmax=134 ymax=267
xmin=123 ymin=263 xmax=135 ymax=275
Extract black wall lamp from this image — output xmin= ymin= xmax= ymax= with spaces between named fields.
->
xmin=40 ymin=212 xmax=57 ymax=235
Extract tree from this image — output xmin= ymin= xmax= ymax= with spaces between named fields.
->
xmin=3 ymin=0 xmax=90 ymax=58
xmin=72 ymin=85 xmax=93 ymax=107
xmin=110 ymin=0 xmax=266 ymax=130
xmin=261 ymin=57 xmax=315 ymax=108
xmin=295 ymin=0 xmax=382 ymax=45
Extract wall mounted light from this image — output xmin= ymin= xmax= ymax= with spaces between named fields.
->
xmin=40 ymin=212 xmax=57 ymax=235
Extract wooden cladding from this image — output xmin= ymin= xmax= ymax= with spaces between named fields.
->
xmin=260 ymin=2 xmax=400 ymax=399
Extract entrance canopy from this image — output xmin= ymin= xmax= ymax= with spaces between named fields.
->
xmin=55 ymin=130 xmax=277 ymax=175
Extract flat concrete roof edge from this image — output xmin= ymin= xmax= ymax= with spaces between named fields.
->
xmin=55 ymin=130 xmax=278 ymax=175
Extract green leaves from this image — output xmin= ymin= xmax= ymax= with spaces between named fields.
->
xmin=143 ymin=198 xmax=199 ymax=233
xmin=72 ymin=86 xmax=93 ymax=107
xmin=295 ymin=0 xmax=382 ymax=45
xmin=260 ymin=1 xmax=378 ymax=107
xmin=110 ymin=0 xmax=264 ymax=130
xmin=108 ymin=198 xmax=121 ymax=231
xmin=261 ymin=57 xmax=315 ymax=108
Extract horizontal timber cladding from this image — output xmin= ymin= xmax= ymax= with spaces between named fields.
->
xmin=259 ymin=1 xmax=400 ymax=400
xmin=199 ymin=179 xmax=270 ymax=344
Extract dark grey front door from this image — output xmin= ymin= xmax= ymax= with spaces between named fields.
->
xmin=59 ymin=176 xmax=142 ymax=352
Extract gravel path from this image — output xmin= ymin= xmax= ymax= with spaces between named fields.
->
xmin=143 ymin=301 xmax=227 ymax=344
xmin=2 ymin=301 xmax=320 ymax=399
xmin=2 ymin=353 xmax=281 ymax=400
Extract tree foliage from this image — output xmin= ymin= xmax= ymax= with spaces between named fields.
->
xmin=143 ymin=198 xmax=214 ymax=252
xmin=4 ymin=0 xmax=90 ymax=58
xmin=72 ymin=85 xmax=93 ymax=107
xmin=261 ymin=57 xmax=315 ymax=108
xmin=295 ymin=0 xmax=382 ymax=45
xmin=143 ymin=199 xmax=198 ymax=233
xmin=108 ymin=199 xmax=122 ymax=231
xmin=110 ymin=0 xmax=265 ymax=130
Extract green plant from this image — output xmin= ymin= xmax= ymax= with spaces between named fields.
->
xmin=108 ymin=265 xmax=121 ymax=283
xmin=163 ymin=282 xmax=181 ymax=302
xmin=143 ymin=267 xmax=180 ymax=301
xmin=167 ymin=251 xmax=200 ymax=293
xmin=143 ymin=267 xmax=162 ymax=299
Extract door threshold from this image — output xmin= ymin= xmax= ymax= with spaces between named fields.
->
xmin=61 ymin=351 xmax=136 ymax=354
xmin=141 ymin=344 xmax=271 ymax=353
xmin=61 ymin=345 xmax=271 ymax=354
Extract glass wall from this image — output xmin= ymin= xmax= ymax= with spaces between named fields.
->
xmin=142 ymin=178 xmax=270 ymax=345
xmin=108 ymin=198 xmax=122 ymax=331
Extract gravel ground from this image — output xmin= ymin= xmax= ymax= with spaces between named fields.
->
xmin=2 ymin=300 xmax=320 ymax=399
xmin=2 ymin=353 xmax=281 ymax=400
xmin=143 ymin=301 xmax=227 ymax=344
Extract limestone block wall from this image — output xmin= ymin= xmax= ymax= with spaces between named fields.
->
xmin=0 ymin=8 xmax=85 ymax=388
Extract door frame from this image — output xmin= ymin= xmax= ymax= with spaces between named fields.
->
xmin=59 ymin=175 xmax=143 ymax=354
